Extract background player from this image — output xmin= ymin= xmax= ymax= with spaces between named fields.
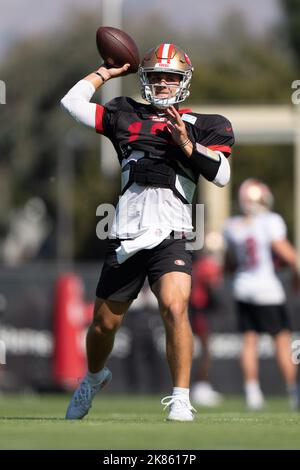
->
xmin=223 ymin=178 xmax=299 ymax=410
xmin=60 ymin=43 xmax=234 ymax=421
xmin=190 ymin=247 xmax=224 ymax=406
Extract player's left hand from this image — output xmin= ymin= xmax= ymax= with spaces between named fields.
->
xmin=166 ymin=106 xmax=188 ymax=146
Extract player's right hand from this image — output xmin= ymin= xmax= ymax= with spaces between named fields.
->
xmin=97 ymin=63 xmax=130 ymax=80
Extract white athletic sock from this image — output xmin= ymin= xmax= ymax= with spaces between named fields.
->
xmin=172 ymin=387 xmax=190 ymax=399
xmin=86 ymin=369 xmax=105 ymax=384
xmin=286 ymin=383 xmax=298 ymax=409
xmin=196 ymin=381 xmax=211 ymax=388
xmin=245 ymin=380 xmax=261 ymax=394
xmin=286 ymin=383 xmax=297 ymax=395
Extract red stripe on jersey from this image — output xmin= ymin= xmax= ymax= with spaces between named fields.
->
xmin=167 ymin=44 xmax=174 ymax=63
xmin=208 ymin=144 xmax=232 ymax=156
xmin=157 ymin=44 xmax=164 ymax=59
xmin=95 ymin=104 xmax=105 ymax=134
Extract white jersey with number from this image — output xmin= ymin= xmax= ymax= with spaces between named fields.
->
xmin=223 ymin=212 xmax=287 ymax=305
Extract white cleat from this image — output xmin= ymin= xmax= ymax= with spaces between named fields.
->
xmin=161 ymin=395 xmax=197 ymax=422
xmin=65 ymin=367 xmax=112 ymax=420
xmin=191 ymin=382 xmax=223 ymax=407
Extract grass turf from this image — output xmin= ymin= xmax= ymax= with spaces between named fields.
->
xmin=0 ymin=395 xmax=299 ymax=450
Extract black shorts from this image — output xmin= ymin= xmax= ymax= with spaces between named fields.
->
xmin=236 ymin=301 xmax=291 ymax=336
xmin=96 ymin=236 xmax=192 ymax=302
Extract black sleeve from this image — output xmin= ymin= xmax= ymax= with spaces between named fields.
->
xmin=189 ymin=142 xmax=222 ymax=181
xmin=194 ymin=114 xmax=235 ymax=158
xmin=185 ymin=113 xmax=234 ymax=180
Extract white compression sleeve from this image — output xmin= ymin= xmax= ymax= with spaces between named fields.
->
xmin=213 ymin=152 xmax=231 ymax=187
xmin=60 ymin=79 xmax=98 ymax=128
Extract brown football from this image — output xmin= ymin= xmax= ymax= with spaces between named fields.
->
xmin=96 ymin=26 xmax=140 ymax=74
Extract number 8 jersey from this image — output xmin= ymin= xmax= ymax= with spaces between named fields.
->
xmin=223 ymin=212 xmax=287 ymax=305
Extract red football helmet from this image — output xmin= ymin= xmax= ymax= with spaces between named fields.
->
xmin=139 ymin=43 xmax=193 ymax=108
xmin=238 ymin=178 xmax=274 ymax=215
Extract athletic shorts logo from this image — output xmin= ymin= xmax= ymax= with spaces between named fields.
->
xmin=174 ymin=259 xmax=185 ymax=266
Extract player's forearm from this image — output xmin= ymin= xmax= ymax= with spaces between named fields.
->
xmin=83 ymin=63 xmax=130 ymax=89
xmin=83 ymin=67 xmax=111 ymax=90
xmin=187 ymin=143 xmax=231 ymax=187
xmin=60 ymin=63 xmax=130 ymax=127
xmin=60 ymin=66 xmax=110 ymax=127
xmin=272 ymin=239 xmax=298 ymax=270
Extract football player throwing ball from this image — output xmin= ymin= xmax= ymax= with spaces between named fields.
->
xmin=61 ymin=42 xmax=235 ymax=422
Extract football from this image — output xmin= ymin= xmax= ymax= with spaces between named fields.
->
xmin=96 ymin=26 xmax=140 ymax=74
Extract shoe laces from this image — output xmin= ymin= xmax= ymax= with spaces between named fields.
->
xmin=161 ymin=395 xmax=197 ymax=414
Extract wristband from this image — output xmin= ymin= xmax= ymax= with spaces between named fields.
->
xmin=178 ymin=138 xmax=191 ymax=148
xmin=94 ymin=71 xmax=107 ymax=82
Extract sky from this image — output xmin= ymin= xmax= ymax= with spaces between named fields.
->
xmin=0 ymin=0 xmax=283 ymax=60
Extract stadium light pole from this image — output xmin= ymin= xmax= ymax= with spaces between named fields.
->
xmin=100 ymin=0 xmax=124 ymax=177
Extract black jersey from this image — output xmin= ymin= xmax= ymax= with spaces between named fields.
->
xmin=95 ymin=97 xmax=235 ymax=172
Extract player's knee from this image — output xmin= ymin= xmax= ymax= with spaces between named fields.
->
xmin=92 ymin=309 xmax=120 ymax=335
xmin=92 ymin=316 xmax=119 ymax=335
xmin=161 ymin=299 xmax=188 ymax=325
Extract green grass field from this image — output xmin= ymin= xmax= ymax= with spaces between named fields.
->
xmin=0 ymin=394 xmax=299 ymax=450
